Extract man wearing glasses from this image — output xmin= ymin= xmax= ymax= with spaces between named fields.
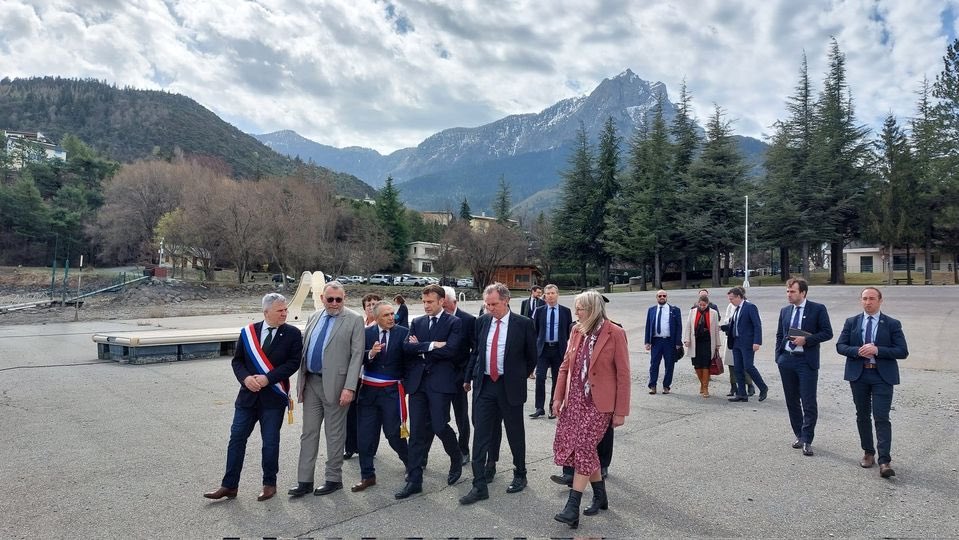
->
xmin=644 ymin=290 xmax=683 ymax=394
xmin=288 ymin=280 xmax=365 ymax=498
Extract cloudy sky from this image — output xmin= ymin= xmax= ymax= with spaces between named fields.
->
xmin=2 ymin=0 xmax=957 ymax=153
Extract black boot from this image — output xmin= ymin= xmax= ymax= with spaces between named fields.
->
xmin=726 ymin=383 xmax=736 ymax=397
xmin=554 ymin=489 xmax=582 ymax=529
xmin=583 ymin=480 xmax=608 ymax=515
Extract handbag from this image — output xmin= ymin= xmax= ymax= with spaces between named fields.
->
xmin=673 ymin=345 xmax=685 ymax=362
xmin=709 ymin=351 xmax=725 ymax=375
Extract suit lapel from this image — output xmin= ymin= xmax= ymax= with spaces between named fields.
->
xmin=589 ymin=324 xmax=611 ymax=370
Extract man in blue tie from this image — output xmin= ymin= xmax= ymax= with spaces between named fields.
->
xmin=644 ymin=290 xmax=682 ymax=394
xmin=774 ymin=278 xmax=833 ymax=457
xmin=836 ymin=287 xmax=909 ymax=478
xmin=530 ymin=284 xmax=572 ymax=418
xmin=722 ymin=286 xmax=769 ymax=403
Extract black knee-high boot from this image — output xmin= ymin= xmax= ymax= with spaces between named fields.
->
xmin=554 ymin=489 xmax=582 ymax=528
xmin=583 ymin=480 xmax=608 ymax=515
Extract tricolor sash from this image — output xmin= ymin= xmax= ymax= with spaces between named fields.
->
xmin=360 ymin=371 xmax=409 ymax=438
xmin=240 ymin=324 xmax=291 ymax=407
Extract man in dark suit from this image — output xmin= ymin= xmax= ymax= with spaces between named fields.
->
xmin=836 ymin=287 xmax=909 ymax=478
xmin=443 ymin=286 xmax=476 ymax=464
xmin=723 ymin=286 xmax=770 ymax=403
xmin=205 ymin=293 xmax=302 ymax=502
xmin=530 ymin=284 xmax=572 ymax=419
xmin=774 ymin=278 xmax=833 ymax=456
xmin=353 ymin=301 xmax=410 ymax=492
xmin=395 ymin=284 xmax=463 ymax=499
xmin=643 ymin=290 xmax=683 ymax=394
xmin=459 ymin=283 xmax=537 ymax=505
xmin=520 ymin=285 xmax=544 ymax=318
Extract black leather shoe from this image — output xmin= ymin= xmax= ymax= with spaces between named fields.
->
xmin=343 ymin=451 xmax=355 ymax=460
xmin=547 ymin=413 xmax=556 ymax=419
xmin=879 ymin=463 xmax=896 ymax=478
xmin=550 ymin=473 xmax=573 ymax=487
xmin=802 ymin=443 xmax=814 ymax=456
xmin=747 ymin=384 xmax=756 ymax=396
xmin=529 ymin=409 xmax=545 ymax=419
xmin=459 ymin=488 xmax=489 ymax=505
xmin=601 ymin=467 xmax=608 ymax=479
xmin=314 ymin=481 xmax=343 ymax=496
xmin=461 ymin=451 xmax=470 ymax=465
xmin=506 ymin=476 xmax=527 ymax=493
xmin=448 ymin=458 xmax=463 ymax=485
xmin=287 ymin=482 xmax=313 ymax=497
xmin=792 ymin=439 xmax=803 ymax=449
xmin=728 ymin=396 xmax=748 ymax=402
xmin=484 ymin=464 xmax=496 ymax=483
xmin=758 ymin=388 xmax=768 ymax=402
xmin=394 ymin=482 xmax=422 ymax=499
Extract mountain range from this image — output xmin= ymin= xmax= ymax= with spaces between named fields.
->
xmin=255 ymin=69 xmax=768 ymax=213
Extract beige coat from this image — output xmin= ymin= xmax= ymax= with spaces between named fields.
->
xmin=682 ymin=307 xmax=720 ymax=360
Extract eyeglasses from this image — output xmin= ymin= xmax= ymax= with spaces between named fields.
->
xmin=657 ymin=294 xmax=667 ymax=298
xmin=325 ymin=297 xmax=344 ymax=303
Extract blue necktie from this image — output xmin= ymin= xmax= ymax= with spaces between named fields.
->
xmin=733 ymin=305 xmax=741 ymax=337
xmin=309 ymin=315 xmax=334 ymax=373
xmin=864 ymin=316 xmax=874 ymax=345
xmin=656 ymin=306 xmax=663 ymax=335
xmin=548 ymin=307 xmax=555 ymax=342
xmin=787 ymin=306 xmax=801 ymax=350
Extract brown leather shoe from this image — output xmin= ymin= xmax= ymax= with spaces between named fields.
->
xmin=351 ymin=476 xmax=377 ymax=492
xmin=879 ymin=463 xmax=896 ymax=478
xmin=257 ymin=485 xmax=276 ymax=501
xmin=203 ymin=486 xmax=238 ymax=500
xmin=860 ymin=453 xmax=875 ymax=468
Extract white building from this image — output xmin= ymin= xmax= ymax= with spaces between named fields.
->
xmin=3 ymin=130 xmax=67 ymax=168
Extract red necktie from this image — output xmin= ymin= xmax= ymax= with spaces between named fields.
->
xmin=489 ymin=319 xmax=501 ymax=382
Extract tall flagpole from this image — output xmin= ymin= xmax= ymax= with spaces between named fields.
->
xmin=743 ymin=196 xmax=750 ymax=288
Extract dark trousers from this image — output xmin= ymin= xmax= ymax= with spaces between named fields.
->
xmin=222 ymin=404 xmax=284 ymax=488
xmin=451 ymin=385 xmax=470 ymax=456
xmin=648 ymin=337 xmax=676 ymax=389
xmin=357 ymin=385 xmax=409 ymax=480
xmin=850 ymin=368 xmax=895 ymax=464
xmin=563 ymin=419 xmax=614 ymax=476
xmin=777 ymin=352 xmax=819 ymax=443
xmin=733 ymin=346 xmax=768 ymax=398
xmin=406 ymin=389 xmax=458 ymax=485
xmin=534 ymin=344 xmax=563 ymax=411
xmin=470 ymin=376 xmax=526 ymax=492
xmin=345 ymin=401 xmax=358 ymax=454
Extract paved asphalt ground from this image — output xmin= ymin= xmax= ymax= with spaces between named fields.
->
xmin=1 ymin=285 xmax=957 ymax=539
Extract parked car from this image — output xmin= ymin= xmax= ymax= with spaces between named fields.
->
xmin=424 ymin=276 xmax=439 ymax=285
xmin=456 ymin=277 xmax=474 ymax=288
xmin=368 ymin=274 xmax=393 ymax=285
xmin=272 ymin=273 xmax=296 ymax=283
xmin=336 ymin=275 xmax=354 ymax=283
xmin=349 ymin=275 xmax=367 ymax=283
xmin=395 ymin=274 xmax=428 ymax=286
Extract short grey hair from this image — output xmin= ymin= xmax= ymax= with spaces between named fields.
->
xmin=372 ymin=300 xmax=394 ymax=317
xmin=442 ymin=286 xmax=456 ymax=301
xmin=483 ymin=282 xmax=510 ymax=300
xmin=544 ymin=284 xmax=559 ymax=293
xmin=262 ymin=292 xmax=287 ymax=311
xmin=323 ymin=280 xmax=345 ymax=293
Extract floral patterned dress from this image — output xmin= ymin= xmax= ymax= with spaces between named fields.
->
xmin=553 ymin=324 xmax=612 ymax=476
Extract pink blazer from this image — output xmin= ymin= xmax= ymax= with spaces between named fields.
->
xmin=553 ymin=320 xmax=630 ymax=417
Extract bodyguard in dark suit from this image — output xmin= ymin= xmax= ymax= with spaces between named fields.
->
xmin=643 ymin=290 xmax=683 ymax=394
xmin=460 ymin=283 xmax=537 ymax=505
xmin=353 ymin=301 xmax=410 ymax=492
xmin=774 ymin=278 xmax=833 ymax=456
xmin=530 ymin=284 xmax=572 ymax=418
xmin=520 ymin=285 xmax=544 ymax=318
xmin=443 ymin=286 xmax=476 ymax=463
xmin=205 ymin=293 xmax=302 ymax=502
xmin=836 ymin=287 xmax=909 ymax=478
xmin=395 ymin=285 xmax=463 ymax=499
xmin=723 ymin=286 xmax=770 ymax=402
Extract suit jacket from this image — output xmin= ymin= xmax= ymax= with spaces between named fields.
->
xmin=533 ymin=303 xmax=572 ymax=357
xmin=644 ymin=303 xmax=683 ymax=348
xmin=295 ymin=307 xmax=365 ymax=405
xmin=363 ymin=324 xmax=409 ymax=380
xmin=774 ymin=300 xmax=833 ymax=369
xmin=453 ymin=308 xmax=477 ymax=382
xmin=722 ymin=300 xmax=762 ymax=349
xmin=232 ymin=321 xmax=302 ymax=408
xmin=467 ymin=313 xmax=537 ymax=406
xmin=836 ymin=313 xmax=909 ymax=385
xmin=394 ymin=303 xmax=409 ymax=329
xmin=554 ymin=321 xmax=630 ymax=416
xmin=520 ymin=296 xmax=544 ymax=318
xmin=402 ymin=311 xmax=462 ymax=394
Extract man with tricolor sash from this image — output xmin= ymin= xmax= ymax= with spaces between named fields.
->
xmin=204 ymin=293 xmax=302 ymax=502
xmin=352 ymin=300 xmax=411 ymax=492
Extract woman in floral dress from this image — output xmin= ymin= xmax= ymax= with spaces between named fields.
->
xmin=551 ymin=290 xmax=630 ymax=529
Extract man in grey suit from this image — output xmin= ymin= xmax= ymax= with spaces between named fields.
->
xmin=288 ymin=280 xmax=365 ymax=497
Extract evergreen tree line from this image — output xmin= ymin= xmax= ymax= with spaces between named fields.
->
xmin=550 ymin=39 xmax=959 ymax=289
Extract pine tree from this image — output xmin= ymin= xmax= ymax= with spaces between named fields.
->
xmin=493 ymin=175 xmax=512 ymax=224
xmin=592 ymin=116 xmax=621 ymax=291
xmin=459 ymin=197 xmax=472 ymax=222
xmin=551 ymin=124 xmax=595 ymax=286
xmin=375 ymin=175 xmax=410 ymax=270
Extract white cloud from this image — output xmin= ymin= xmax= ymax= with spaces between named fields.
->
xmin=1 ymin=0 xmax=957 ymax=152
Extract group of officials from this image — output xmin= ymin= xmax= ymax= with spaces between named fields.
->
xmin=205 ymin=277 xmax=910 ymax=515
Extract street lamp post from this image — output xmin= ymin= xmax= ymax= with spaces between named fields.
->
xmin=743 ymin=195 xmax=750 ymax=288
